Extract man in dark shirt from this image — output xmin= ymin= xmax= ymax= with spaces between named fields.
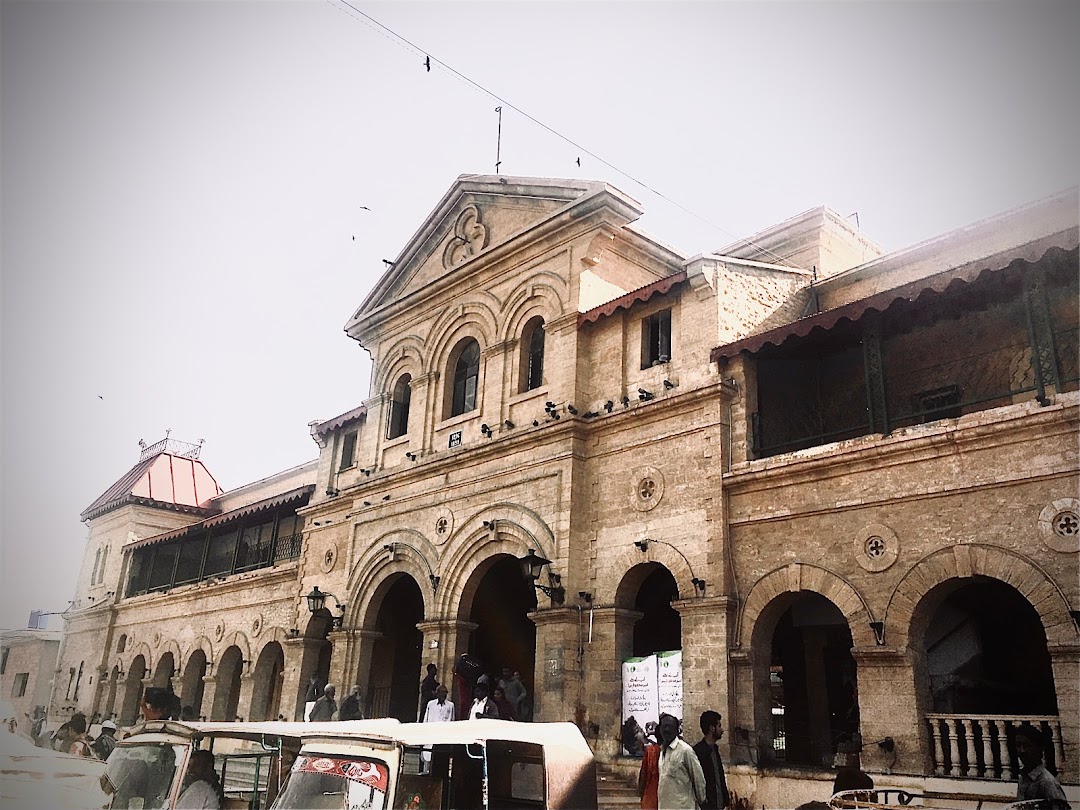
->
xmin=309 ymin=683 xmax=337 ymax=722
xmin=339 ymin=685 xmax=363 ymax=721
xmin=692 ymin=710 xmax=729 ymax=810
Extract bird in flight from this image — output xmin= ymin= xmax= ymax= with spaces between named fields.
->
xmin=576 ymin=157 xmax=581 ymax=167
xmin=360 ymin=205 xmax=370 ymax=210
xmin=425 ymin=55 xmax=431 ymax=72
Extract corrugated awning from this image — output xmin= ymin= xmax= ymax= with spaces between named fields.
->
xmin=125 ymin=484 xmax=315 ymax=551
xmin=578 ymin=270 xmax=688 ymax=326
xmin=313 ymin=405 xmax=367 ymax=437
xmin=711 ymin=244 xmax=1076 ymax=362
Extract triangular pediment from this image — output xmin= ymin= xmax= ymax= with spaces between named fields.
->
xmin=346 ymin=175 xmax=637 ymax=334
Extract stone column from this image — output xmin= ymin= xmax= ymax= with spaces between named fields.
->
xmin=1048 ymin=642 xmax=1080 ymax=781
xmin=851 ymin=645 xmax=924 ymax=776
xmin=727 ymin=649 xmax=759 ymax=766
xmin=529 ymin=607 xmax=577 ymax=724
xmin=91 ymin=666 xmax=110 ymax=719
xmin=352 ymin=629 xmax=386 ymax=718
xmin=282 ymin=637 xmax=328 ymax=721
xmin=416 ymin=619 xmax=476 ymax=683
xmin=675 ymin=596 xmax=737 ymax=762
xmin=482 ymin=341 xmax=514 ymax=426
xmin=236 ymin=672 xmax=257 ymax=722
xmin=199 ymin=678 xmax=218 ymax=722
xmin=580 ymin=606 xmax=642 ymax=762
xmin=327 ymin=629 xmax=354 ymax=691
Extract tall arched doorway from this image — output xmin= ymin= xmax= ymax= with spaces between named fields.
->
xmin=764 ymin=592 xmax=858 ymax=768
xmin=467 ymin=555 xmax=537 ymax=716
xmin=152 ymin=652 xmax=175 ymax=688
xmin=629 ymin=564 xmax=681 ymax=658
xmin=120 ymin=655 xmax=146 ymax=724
xmin=368 ymin=575 xmax=425 ymax=721
xmin=181 ymin=650 xmax=207 ymax=719
xmin=212 ymin=646 xmax=243 ymax=721
xmin=249 ymin=642 xmax=285 ymax=721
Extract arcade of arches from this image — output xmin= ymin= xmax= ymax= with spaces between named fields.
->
xmin=93 ymin=564 xmax=1072 ymax=783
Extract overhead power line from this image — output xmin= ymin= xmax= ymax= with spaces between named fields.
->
xmin=325 ymin=0 xmax=796 ymax=268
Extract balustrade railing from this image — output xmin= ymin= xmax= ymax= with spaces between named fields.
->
xmin=926 ymin=714 xmax=1064 ymax=781
xmin=273 ymin=533 xmax=302 ymax=561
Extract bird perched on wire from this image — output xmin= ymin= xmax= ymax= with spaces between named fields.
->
xmin=425 ymin=55 xmax=431 ymax=72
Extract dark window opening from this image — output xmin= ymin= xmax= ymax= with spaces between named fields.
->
xmin=641 ymin=310 xmax=672 ymax=369
xmin=1 ymin=648 xmax=8 ymax=675
xmin=12 ymin=673 xmax=29 ymax=698
xmin=174 ymin=536 xmax=206 ymax=584
xmin=451 ymin=339 xmax=481 ymax=417
xmin=387 ymin=374 xmax=412 ymax=439
xmin=339 ymin=431 xmax=358 ymax=471
xmin=520 ymin=318 xmax=545 ymax=392
xmin=913 ymin=384 xmax=963 ymax=422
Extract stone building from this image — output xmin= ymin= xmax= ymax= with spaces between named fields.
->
xmin=2 ymin=626 xmax=61 ymax=734
xmin=51 ymin=176 xmax=1077 ymax=805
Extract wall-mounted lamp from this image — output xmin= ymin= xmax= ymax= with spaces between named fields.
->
xmin=405 ymin=452 xmax=418 ymax=461
xmin=604 ymin=400 xmax=614 ymax=413
xmin=518 ymin=549 xmax=565 ymax=604
xmin=869 ymin=621 xmax=885 ymax=646
xmin=633 ymin=538 xmax=706 ymax=597
xmin=429 ymin=574 xmax=441 ymax=593
xmin=638 ymin=388 xmax=654 ymax=401
xmin=305 ymin=585 xmax=346 ymax=630
xmin=578 ymin=591 xmax=593 ymax=604
xmin=481 ymin=423 xmax=493 ymax=437
xmin=663 ymin=379 xmax=676 ymax=390
xmin=504 ymin=420 xmax=515 ymax=429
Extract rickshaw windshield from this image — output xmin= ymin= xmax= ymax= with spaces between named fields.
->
xmin=272 ymin=754 xmax=390 ymax=810
xmin=104 ymin=742 xmax=186 ymax=809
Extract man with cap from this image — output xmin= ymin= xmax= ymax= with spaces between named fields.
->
xmin=92 ymin=719 xmax=118 ymax=760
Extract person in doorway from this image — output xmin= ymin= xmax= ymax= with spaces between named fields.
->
xmin=491 ymin=686 xmax=517 ymax=721
xmin=656 ymin=714 xmax=705 ymax=810
xmin=452 ymin=665 xmax=471 ymax=721
xmin=181 ymin=705 xmax=196 ymax=722
xmin=309 ymin=683 xmax=337 ymax=721
xmin=421 ymin=684 xmax=456 ymax=774
xmin=469 ymin=684 xmax=499 ymax=719
xmin=303 ymin=676 xmax=323 ymax=722
xmin=498 ymin=668 xmax=526 ymax=719
xmin=638 ymin=717 xmax=664 ymax=810
xmin=419 ymin=663 xmax=439 ymax=720
xmin=693 ymin=710 xmax=729 ymax=810
xmin=92 ymin=719 xmax=118 ymax=760
xmin=176 ymin=749 xmax=223 ymax=809
xmin=339 ymin=685 xmax=364 ymax=720
xmin=1013 ymin=723 xmax=1070 ymax=806
xmin=67 ymin=713 xmax=95 ymax=758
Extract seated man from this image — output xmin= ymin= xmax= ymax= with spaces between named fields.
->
xmin=177 ymin=749 xmax=223 ymax=809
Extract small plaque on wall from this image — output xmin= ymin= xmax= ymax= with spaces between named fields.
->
xmin=449 ymin=431 xmax=462 ymax=448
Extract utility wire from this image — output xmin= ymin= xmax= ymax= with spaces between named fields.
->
xmin=326 ymin=0 xmax=798 ymax=269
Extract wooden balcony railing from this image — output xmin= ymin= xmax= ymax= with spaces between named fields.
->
xmin=926 ymin=714 xmax=1065 ymax=780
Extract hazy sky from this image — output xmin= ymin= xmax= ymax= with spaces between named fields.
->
xmin=2 ymin=0 xmax=1077 ymax=630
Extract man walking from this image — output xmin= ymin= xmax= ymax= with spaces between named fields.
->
xmin=657 ymin=714 xmax=705 ymax=810
xmin=692 ymin=711 xmax=729 ymax=810
xmin=309 ymin=684 xmax=337 ymax=722
xmin=339 ymin=686 xmax=363 ymax=720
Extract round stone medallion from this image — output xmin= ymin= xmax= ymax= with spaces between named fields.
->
xmin=320 ymin=544 xmax=337 ymax=573
xmin=630 ymin=466 xmax=665 ymax=512
xmin=854 ymin=523 xmax=899 ymax=573
xmin=1038 ymin=498 xmax=1080 ymax=553
xmin=433 ymin=507 xmax=455 ymax=544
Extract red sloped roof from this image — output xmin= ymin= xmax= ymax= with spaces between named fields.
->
xmin=81 ymin=453 xmax=222 ymax=522
xmin=577 ymin=270 xmax=688 ymax=327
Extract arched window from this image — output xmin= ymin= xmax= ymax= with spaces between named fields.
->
xmin=449 ymin=339 xmax=481 ymax=417
xmin=520 ymin=317 xmax=545 ymax=392
xmin=387 ymin=374 xmax=412 ymax=439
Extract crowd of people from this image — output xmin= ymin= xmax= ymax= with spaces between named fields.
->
xmin=426 ymin=656 xmax=531 ymax=723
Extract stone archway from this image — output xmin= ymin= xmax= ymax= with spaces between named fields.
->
xmin=152 ymin=651 xmax=175 ymax=688
xmin=211 ymin=646 xmax=243 ymax=721
xmin=103 ymin=665 xmax=120 ymax=720
xmin=362 ymin=573 xmax=425 ymax=721
xmin=181 ymin=649 xmax=208 ymax=719
xmin=120 ymin=655 xmax=147 ymax=724
xmin=249 ymin=642 xmax=285 ymax=722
